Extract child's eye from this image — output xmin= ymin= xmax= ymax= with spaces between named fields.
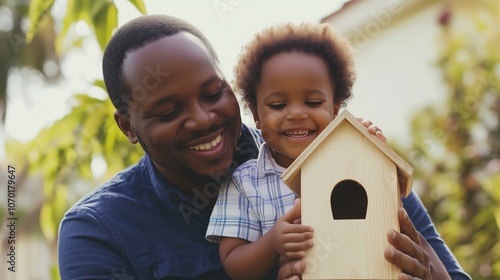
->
xmin=306 ymin=100 xmax=324 ymax=107
xmin=268 ymin=103 xmax=286 ymax=110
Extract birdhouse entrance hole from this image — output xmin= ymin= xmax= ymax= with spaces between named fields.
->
xmin=330 ymin=179 xmax=368 ymax=220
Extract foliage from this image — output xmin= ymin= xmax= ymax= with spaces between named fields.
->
xmin=0 ymin=0 xmax=57 ymax=122
xmin=27 ymin=86 xmax=143 ymax=244
xmin=27 ymin=0 xmax=146 ymax=51
xmin=23 ymin=0 xmax=146 ymax=240
xmin=2 ymin=0 xmax=146 ymax=278
xmin=405 ymin=1 xmax=500 ymax=279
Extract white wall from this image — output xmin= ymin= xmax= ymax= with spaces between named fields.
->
xmin=324 ymin=0 xmax=446 ymax=146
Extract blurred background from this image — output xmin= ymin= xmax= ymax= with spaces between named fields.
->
xmin=1 ymin=0 xmax=499 ymax=279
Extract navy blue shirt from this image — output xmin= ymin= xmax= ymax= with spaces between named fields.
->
xmin=58 ymin=125 xmax=470 ymax=280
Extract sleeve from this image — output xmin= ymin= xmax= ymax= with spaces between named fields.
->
xmin=206 ymin=173 xmax=262 ymax=243
xmin=403 ymin=191 xmax=472 ymax=280
xmin=58 ymin=208 xmax=135 ymax=280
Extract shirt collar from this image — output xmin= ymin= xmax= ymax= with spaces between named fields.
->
xmin=257 ymin=143 xmax=286 ymax=175
xmin=142 ymin=154 xmax=192 ymax=214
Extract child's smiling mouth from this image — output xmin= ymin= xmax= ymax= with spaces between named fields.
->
xmin=283 ymin=129 xmax=315 ymax=137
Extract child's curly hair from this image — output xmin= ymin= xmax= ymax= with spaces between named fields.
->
xmin=233 ymin=22 xmax=356 ymax=112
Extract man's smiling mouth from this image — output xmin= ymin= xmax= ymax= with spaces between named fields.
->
xmin=187 ymin=134 xmax=222 ymax=150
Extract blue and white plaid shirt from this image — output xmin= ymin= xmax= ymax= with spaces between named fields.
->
xmin=206 ymin=143 xmax=297 ymax=243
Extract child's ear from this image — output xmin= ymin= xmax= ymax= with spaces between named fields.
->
xmin=114 ymin=111 xmax=138 ymax=144
xmin=334 ymin=102 xmax=341 ymax=117
xmin=250 ymin=107 xmax=261 ymax=129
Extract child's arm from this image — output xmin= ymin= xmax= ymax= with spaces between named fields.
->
xmin=219 ymin=199 xmax=313 ymax=280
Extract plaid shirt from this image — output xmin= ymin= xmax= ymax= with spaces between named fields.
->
xmin=206 ymin=143 xmax=297 ymax=243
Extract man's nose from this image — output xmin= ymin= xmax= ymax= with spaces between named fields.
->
xmin=183 ymin=103 xmax=218 ymax=131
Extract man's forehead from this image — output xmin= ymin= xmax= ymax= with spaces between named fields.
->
xmin=128 ymin=32 xmax=212 ymax=61
xmin=124 ymin=33 xmax=218 ymax=76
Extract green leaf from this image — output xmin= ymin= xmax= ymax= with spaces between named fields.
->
xmin=494 ymin=207 xmax=500 ymax=232
xmin=93 ymin=3 xmax=118 ymax=50
xmin=26 ymin=0 xmax=56 ymax=42
xmin=54 ymin=185 xmax=69 ymax=221
xmin=88 ymin=0 xmax=110 ymax=19
xmin=104 ymin=120 xmax=118 ymax=153
xmin=40 ymin=202 xmax=56 ymax=243
xmin=93 ymin=79 xmax=107 ymax=90
xmin=128 ymin=0 xmax=148 ymax=14
xmin=50 ymin=263 xmax=61 ymax=280
xmin=56 ymin=0 xmax=85 ymax=53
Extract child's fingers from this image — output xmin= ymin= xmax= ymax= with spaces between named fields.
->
xmin=284 ymin=239 xmax=314 ymax=251
xmin=284 ymin=242 xmax=312 ymax=252
xmin=282 ymin=238 xmax=314 ymax=258
xmin=277 ymin=231 xmax=313 ymax=253
xmin=282 ymin=231 xmax=314 ymax=243
xmin=283 ymin=250 xmax=307 ymax=260
xmin=281 ymin=224 xmax=314 ymax=234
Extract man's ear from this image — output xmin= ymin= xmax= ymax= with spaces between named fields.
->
xmin=250 ymin=107 xmax=261 ymax=129
xmin=114 ymin=111 xmax=138 ymax=144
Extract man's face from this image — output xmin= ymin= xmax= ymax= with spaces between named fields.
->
xmin=118 ymin=32 xmax=241 ymax=183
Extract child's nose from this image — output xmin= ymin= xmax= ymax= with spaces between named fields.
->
xmin=285 ymin=105 xmax=307 ymax=120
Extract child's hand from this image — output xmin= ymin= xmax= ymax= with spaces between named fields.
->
xmin=271 ymin=199 xmax=314 ymax=259
xmin=357 ymin=117 xmax=386 ymax=143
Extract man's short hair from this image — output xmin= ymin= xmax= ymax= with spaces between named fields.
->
xmin=102 ymin=14 xmax=219 ymax=115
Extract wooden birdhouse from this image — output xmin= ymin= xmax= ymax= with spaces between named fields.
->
xmin=281 ymin=109 xmax=413 ymax=280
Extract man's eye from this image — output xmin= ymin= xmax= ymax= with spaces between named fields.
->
xmin=156 ymin=109 xmax=179 ymax=121
xmin=268 ymin=103 xmax=285 ymax=110
xmin=205 ymin=83 xmax=225 ymax=101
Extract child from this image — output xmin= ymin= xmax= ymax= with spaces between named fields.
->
xmin=206 ymin=22 xmax=368 ymax=279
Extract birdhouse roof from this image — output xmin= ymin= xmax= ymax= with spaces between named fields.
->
xmin=281 ymin=109 xmax=413 ymax=197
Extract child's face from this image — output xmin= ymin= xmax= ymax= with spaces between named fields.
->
xmin=253 ymin=51 xmax=340 ymax=168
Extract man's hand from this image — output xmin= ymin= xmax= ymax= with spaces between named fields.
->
xmin=277 ymin=258 xmax=306 ymax=280
xmin=384 ymin=208 xmax=450 ymax=280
